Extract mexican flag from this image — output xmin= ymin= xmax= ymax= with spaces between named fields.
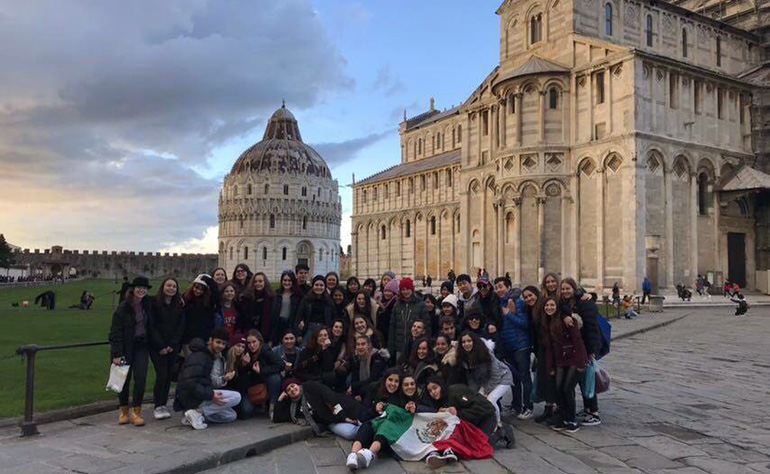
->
xmin=371 ymin=405 xmax=494 ymax=461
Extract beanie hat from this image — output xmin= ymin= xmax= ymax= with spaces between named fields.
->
xmin=441 ymin=294 xmax=458 ymax=309
xmin=193 ymin=274 xmax=211 ymax=288
xmin=385 ymin=278 xmax=400 ymax=294
xmin=281 ymin=377 xmax=301 ymax=393
xmin=312 ymin=275 xmax=326 ymax=285
xmin=229 ymin=332 xmax=246 ymax=347
xmin=399 ymin=277 xmax=415 ymax=292
xmin=382 ymin=270 xmax=396 ymax=280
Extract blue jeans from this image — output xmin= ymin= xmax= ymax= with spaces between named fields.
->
xmin=506 ymin=348 xmax=533 ymax=412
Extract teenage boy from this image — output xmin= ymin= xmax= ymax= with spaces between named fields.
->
xmin=455 ymin=274 xmax=478 ymax=320
xmin=440 ymin=315 xmax=458 ymax=341
xmin=176 ymin=328 xmax=242 ymax=430
xmin=388 ymin=278 xmax=429 ymax=364
xmin=295 ymin=264 xmax=311 ymax=296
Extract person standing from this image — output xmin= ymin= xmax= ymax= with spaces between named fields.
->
xmin=109 ymin=276 xmax=153 ymax=426
xmin=149 ymin=278 xmax=185 ymax=420
xmin=229 ymin=264 xmax=253 ymax=297
xmin=642 ymin=277 xmax=652 ymax=304
xmin=181 ymin=275 xmax=216 ymax=356
xmin=388 ymin=278 xmax=430 ymax=363
xmin=295 ymin=264 xmax=311 ymax=296
xmin=500 ymin=293 xmax=533 ymax=419
xmin=236 ymin=272 xmax=275 ymax=344
xmin=271 ymin=270 xmax=302 ymax=344
xmin=296 ymin=276 xmax=335 ymax=342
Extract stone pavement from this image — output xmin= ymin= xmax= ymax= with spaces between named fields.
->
xmin=1 ymin=307 xmax=765 ymax=474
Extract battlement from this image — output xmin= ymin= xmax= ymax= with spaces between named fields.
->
xmin=15 ymin=246 xmax=216 ymax=258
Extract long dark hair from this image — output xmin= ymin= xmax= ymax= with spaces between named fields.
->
xmin=521 ymin=285 xmax=542 ymax=324
xmin=278 ymin=270 xmax=301 ymax=297
xmin=352 ymin=290 xmax=372 ymax=316
xmin=243 ymin=272 xmax=275 ymax=300
xmin=541 ymin=297 xmax=563 ymax=343
xmin=305 ymin=326 xmax=329 ymax=353
xmin=231 ymin=263 xmax=253 ymax=285
xmin=155 ymin=278 xmax=183 ymax=311
xmin=409 ymin=337 xmax=435 ymax=367
xmin=457 ymin=330 xmax=492 ymax=368
xmin=183 ymin=281 xmax=211 ymax=308
xmin=377 ymin=367 xmax=401 ymax=398
xmin=362 ymin=278 xmax=377 ymax=296
xmin=425 ymin=374 xmax=447 ymax=405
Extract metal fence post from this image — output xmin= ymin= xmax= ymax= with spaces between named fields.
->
xmin=18 ymin=345 xmax=40 ymax=437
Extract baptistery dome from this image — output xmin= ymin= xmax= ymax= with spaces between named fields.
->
xmin=218 ymin=103 xmax=341 ymax=281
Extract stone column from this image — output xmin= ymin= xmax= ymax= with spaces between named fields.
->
xmin=499 ymin=98 xmax=507 ymax=148
xmin=497 ymin=200 xmax=505 ymax=276
xmin=462 ymin=191 xmax=471 ymax=274
xmin=437 ymin=213 xmax=443 ymax=279
xmin=491 ymin=105 xmax=498 ymax=153
xmin=665 ymin=171 xmax=675 ymax=288
xmin=451 ymin=211 xmax=456 ymax=272
xmin=513 ymin=198 xmax=522 ymax=285
xmin=596 ymin=167 xmax=605 ymax=289
xmin=481 ymin=185 xmax=487 ymax=274
xmin=713 ymin=182 xmax=721 ymax=277
xmin=571 ymin=174 xmax=580 ymax=280
xmin=539 ymin=90 xmax=546 ymax=143
xmin=352 ymin=230 xmax=359 ymax=276
xmin=515 ymin=94 xmax=523 ymax=147
xmin=607 ymin=65 xmax=613 ymax=135
xmin=690 ymin=173 xmax=699 ymax=281
xmin=537 ymin=196 xmax=546 ymax=282
xmin=561 ymin=195 xmax=570 ymax=275
xmin=424 ymin=216 xmax=429 ymax=279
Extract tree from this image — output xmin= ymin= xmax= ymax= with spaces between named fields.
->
xmin=0 ymin=234 xmax=14 ymax=270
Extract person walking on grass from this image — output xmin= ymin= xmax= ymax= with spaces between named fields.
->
xmin=109 ymin=276 xmax=153 ymax=426
xmin=176 ymin=328 xmax=242 ymax=430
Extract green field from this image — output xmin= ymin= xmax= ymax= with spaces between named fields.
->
xmin=0 ymin=279 xmax=184 ymax=419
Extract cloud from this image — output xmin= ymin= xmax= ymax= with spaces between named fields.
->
xmin=160 ymin=225 xmax=219 ymax=254
xmin=311 ymin=130 xmax=394 ymax=167
xmin=371 ymin=66 xmax=405 ymax=97
xmin=0 ymin=0 xmax=353 ymax=251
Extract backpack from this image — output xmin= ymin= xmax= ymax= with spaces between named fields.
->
xmin=596 ymin=314 xmax=611 ymax=360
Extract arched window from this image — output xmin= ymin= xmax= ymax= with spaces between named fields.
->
xmin=229 ymin=247 xmax=233 ymax=260
xmin=716 ymin=37 xmax=722 ymax=66
xmin=433 ymin=171 xmax=439 ymax=189
xmin=682 ymin=29 xmax=688 ymax=58
xmin=646 ymin=15 xmax=653 ymax=47
xmin=302 ymin=216 xmax=307 ymax=230
xmin=508 ymin=94 xmax=516 ymax=114
xmin=269 ymin=214 xmax=275 ymax=229
xmin=244 ymin=246 xmax=249 ymax=260
xmin=549 ymin=88 xmax=559 ymax=109
xmin=247 ymin=184 xmax=252 ymax=195
xmin=698 ymin=173 xmax=710 ymax=215
xmin=418 ymin=138 xmax=422 ymax=154
xmin=282 ymin=247 xmax=287 ymax=260
xmin=530 ymin=14 xmax=542 ymax=44
xmin=301 ymin=186 xmax=307 ymax=197
xmin=605 ymin=4 xmax=613 ymax=35
xmin=455 ymin=215 xmax=460 ymax=234
xmin=405 ymin=219 xmax=411 ymax=238
xmin=447 ymin=168 xmax=452 ymax=187
xmin=319 ymin=249 xmax=324 ymax=261
xmin=457 ymin=125 xmax=462 ymax=142
xmin=264 ymin=184 xmax=269 ymax=194
xmin=430 ymin=216 xmax=436 ymax=235
xmin=421 ymin=175 xmax=426 ymax=191
xmin=283 ymin=184 xmax=289 ymax=195
xmin=262 ymin=247 xmax=267 ymax=260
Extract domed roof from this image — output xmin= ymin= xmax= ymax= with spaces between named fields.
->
xmin=229 ymin=103 xmax=331 ymax=178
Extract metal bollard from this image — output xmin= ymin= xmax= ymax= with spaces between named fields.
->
xmin=17 ymin=345 xmax=40 ymax=437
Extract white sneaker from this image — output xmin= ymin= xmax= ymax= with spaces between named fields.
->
xmin=356 ymin=449 xmax=374 ymax=468
xmin=154 ymin=406 xmax=171 ymax=420
xmin=517 ymin=409 xmax=533 ymax=420
xmin=426 ymin=451 xmax=446 ymax=468
xmin=441 ymin=449 xmax=458 ymax=463
xmin=346 ymin=452 xmax=359 ymax=470
xmin=184 ymin=409 xmax=207 ymax=430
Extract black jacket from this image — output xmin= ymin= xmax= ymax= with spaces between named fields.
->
xmin=571 ymin=298 xmax=602 ymax=357
xmin=176 ymin=338 xmax=215 ymax=410
xmin=446 ymin=384 xmax=496 ymax=427
xmin=349 ymin=352 xmax=388 ymax=397
xmin=182 ymin=300 xmax=215 ymax=344
xmin=271 ymin=292 xmax=302 ymax=342
xmin=108 ymin=297 xmax=152 ymax=363
xmin=241 ymin=346 xmax=285 ymax=388
xmin=296 ymin=293 xmax=334 ymax=332
xmin=149 ymin=299 xmax=185 ymax=352
xmin=478 ymin=292 xmax=502 ymax=329
xmin=294 ymin=346 xmax=336 ymax=382
xmin=235 ymin=295 xmax=273 ymax=336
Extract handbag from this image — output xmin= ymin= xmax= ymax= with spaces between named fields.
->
xmin=248 ymin=383 xmax=268 ymax=405
xmin=106 ymin=363 xmax=130 ymax=393
xmin=595 ymin=362 xmax=611 ymax=394
xmin=581 ymin=361 xmax=596 ymax=399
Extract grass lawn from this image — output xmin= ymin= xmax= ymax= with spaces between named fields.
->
xmin=0 ymin=279 xmax=186 ymax=419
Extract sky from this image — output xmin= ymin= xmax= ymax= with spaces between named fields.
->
xmin=0 ymin=0 xmax=501 ymax=254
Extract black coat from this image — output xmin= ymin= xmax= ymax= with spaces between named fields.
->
xmin=182 ymin=300 xmax=215 ymax=344
xmin=271 ymin=292 xmax=302 ymax=343
xmin=296 ymin=293 xmax=334 ymax=332
xmin=108 ymin=297 xmax=152 ymax=363
xmin=241 ymin=346 xmax=285 ymax=389
xmin=349 ymin=352 xmax=388 ymax=397
xmin=570 ymin=298 xmax=602 ymax=357
xmin=294 ymin=346 xmax=336 ymax=383
xmin=236 ymin=295 xmax=273 ymax=336
xmin=149 ymin=299 xmax=185 ymax=352
xmin=176 ymin=338 xmax=214 ymax=410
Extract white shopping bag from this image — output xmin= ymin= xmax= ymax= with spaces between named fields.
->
xmin=105 ymin=363 xmax=130 ymax=393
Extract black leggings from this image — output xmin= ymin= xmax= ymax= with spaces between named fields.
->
xmin=149 ymin=350 xmax=175 ymax=407
xmin=119 ymin=342 xmax=149 ymax=407
xmin=355 ymin=422 xmax=391 ymax=453
xmin=554 ymin=366 xmax=581 ymax=423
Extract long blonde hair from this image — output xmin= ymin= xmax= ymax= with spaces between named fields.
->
xmin=226 ymin=343 xmax=246 ymax=373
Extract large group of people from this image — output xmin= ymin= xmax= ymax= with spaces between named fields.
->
xmin=108 ymin=265 xmax=608 ymax=469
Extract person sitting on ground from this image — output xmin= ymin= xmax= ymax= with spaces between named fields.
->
xmin=294 ymin=326 xmax=339 ymax=389
xmin=348 ymin=335 xmax=388 ymax=400
xmin=347 ymin=314 xmax=385 ymax=357
xmin=434 ymin=334 xmax=466 ymax=385
xmin=273 ymin=379 xmax=373 ymax=440
xmin=329 ymin=318 xmax=351 ymax=389
xmin=224 ymin=332 xmax=247 ymax=393
xmin=461 ymin=306 xmax=491 ymax=340
xmin=236 ymin=329 xmax=284 ymax=418
xmin=399 ymin=319 xmax=428 ymax=368
xmin=405 ymin=337 xmax=439 ymax=387
xmin=731 ymin=293 xmax=749 ymax=316
xmin=458 ymin=330 xmax=513 ymax=429
xmin=621 ymin=295 xmax=639 ymax=319
xmin=176 ymin=328 xmax=242 ymax=430
xmin=272 ymin=329 xmax=300 ymax=378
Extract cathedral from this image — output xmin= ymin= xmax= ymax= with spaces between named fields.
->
xmin=218 ymin=104 xmax=342 ymax=281
xmin=351 ymin=0 xmax=770 ymax=292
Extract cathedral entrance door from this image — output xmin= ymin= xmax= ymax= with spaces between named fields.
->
xmin=727 ymin=232 xmax=746 ymax=287
xmin=297 ymin=241 xmax=313 ymax=274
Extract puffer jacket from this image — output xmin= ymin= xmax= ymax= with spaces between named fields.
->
xmin=108 ymin=297 xmax=152 ymax=364
xmin=388 ymin=295 xmax=430 ymax=359
xmin=176 ymin=338 xmax=215 ymax=410
xmin=465 ymin=354 xmax=514 ymax=394
xmin=149 ymin=299 xmax=185 ymax=352
xmin=500 ymin=297 xmax=531 ymax=353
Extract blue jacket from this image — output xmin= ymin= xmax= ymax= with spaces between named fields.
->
xmin=500 ymin=297 xmax=531 ymax=353
xmin=642 ymin=279 xmax=652 ymax=293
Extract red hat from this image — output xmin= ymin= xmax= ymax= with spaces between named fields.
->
xmin=229 ymin=332 xmax=246 ymax=347
xmin=399 ymin=277 xmax=415 ymax=292
xmin=281 ymin=377 xmax=301 ymax=393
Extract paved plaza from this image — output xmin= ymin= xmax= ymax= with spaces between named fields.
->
xmin=1 ymin=308 xmax=768 ymax=474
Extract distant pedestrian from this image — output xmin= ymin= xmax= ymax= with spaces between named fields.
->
xmin=731 ymin=293 xmax=749 ymax=316
xmin=641 ymin=277 xmax=652 ymax=304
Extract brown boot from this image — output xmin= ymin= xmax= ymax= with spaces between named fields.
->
xmin=130 ymin=406 xmax=145 ymax=426
xmin=118 ymin=406 xmax=130 ymax=424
